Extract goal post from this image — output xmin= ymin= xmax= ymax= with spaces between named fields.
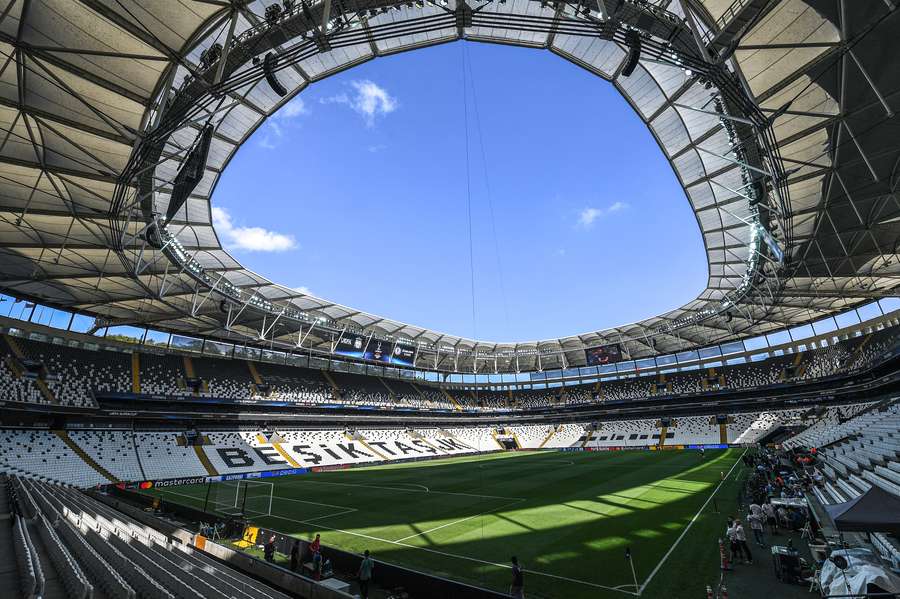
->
xmin=205 ymin=480 xmax=274 ymax=518
xmin=240 ymin=480 xmax=274 ymax=517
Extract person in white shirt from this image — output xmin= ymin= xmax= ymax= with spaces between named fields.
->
xmin=726 ymin=518 xmax=753 ymax=564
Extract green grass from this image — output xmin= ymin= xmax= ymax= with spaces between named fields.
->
xmin=146 ymin=449 xmax=744 ymax=598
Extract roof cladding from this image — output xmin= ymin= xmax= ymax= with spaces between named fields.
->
xmin=0 ymin=0 xmax=897 ymax=373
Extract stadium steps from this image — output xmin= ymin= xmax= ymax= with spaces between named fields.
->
xmin=3 ymin=334 xmax=59 ymax=404
xmin=34 ymin=378 xmax=58 ymax=404
xmin=269 ymin=441 xmax=302 ymax=467
xmin=2 ymin=333 xmax=26 ymax=360
xmin=246 ymin=361 xmax=263 ymax=385
xmin=350 ymin=432 xmax=391 ymax=460
xmin=538 ymin=425 xmax=558 ymax=448
xmin=183 ymin=356 xmax=204 ymax=395
xmin=24 ymin=520 xmax=69 ymax=599
xmin=376 ymin=377 xmax=397 ymax=400
xmin=795 ymin=352 xmax=810 ymax=378
xmin=53 ymin=430 xmax=119 ymax=484
xmin=131 ymin=352 xmax=141 ymax=393
xmin=320 ymin=369 xmax=342 ymax=401
xmin=0 ymin=515 xmax=18 ymax=597
xmin=193 ymin=446 xmax=220 ymax=476
xmin=439 ymin=386 xmax=463 ymax=411
xmin=0 ymin=476 xmax=17 ymax=594
xmin=409 ymin=382 xmax=434 ymax=406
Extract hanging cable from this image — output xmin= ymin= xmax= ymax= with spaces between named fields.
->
xmin=466 ymin=49 xmax=512 ymax=336
xmin=462 ymin=42 xmax=477 ymax=344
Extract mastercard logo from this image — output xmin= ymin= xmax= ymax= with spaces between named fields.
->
xmin=139 ymin=481 xmax=154 ymax=490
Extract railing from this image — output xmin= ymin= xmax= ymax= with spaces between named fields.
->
xmin=700 ymin=0 xmax=758 ymax=44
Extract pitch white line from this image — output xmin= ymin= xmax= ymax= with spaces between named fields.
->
xmin=158 ymin=489 xmax=358 ymax=523
xmin=303 ymin=507 xmax=358 ymax=523
xmin=260 ymin=511 xmax=638 ymax=595
xmin=638 ymin=449 xmax=746 ymax=594
xmin=281 ymin=477 xmax=524 ymax=501
xmin=390 ymin=483 xmax=430 ymax=492
xmin=393 ymin=498 xmax=525 ymax=543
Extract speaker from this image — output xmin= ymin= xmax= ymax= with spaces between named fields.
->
xmin=167 ymin=126 xmax=213 ymax=223
xmin=263 ymin=52 xmax=288 ymax=97
xmin=621 ymin=31 xmax=642 ymax=77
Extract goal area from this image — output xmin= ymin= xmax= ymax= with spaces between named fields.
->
xmin=205 ymin=480 xmax=274 ymax=518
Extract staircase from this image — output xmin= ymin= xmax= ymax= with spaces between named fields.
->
xmin=0 ymin=477 xmax=15 ymax=595
xmin=34 ymin=379 xmax=57 ymax=404
xmin=53 ymin=431 xmax=118 ymax=483
xmin=320 ymin=370 xmax=342 ymax=402
xmin=439 ymin=387 xmax=463 ymax=411
xmin=131 ymin=352 xmax=141 ymax=393
xmin=4 ymin=334 xmax=57 ymax=403
xmin=538 ymin=425 xmax=559 ymax=449
xmin=193 ymin=446 xmax=219 ymax=476
xmin=349 ymin=431 xmax=391 ymax=460
xmin=24 ymin=520 xmax=69 ymax=599
xmin=377 ymin=377 xmax=396 ymax=401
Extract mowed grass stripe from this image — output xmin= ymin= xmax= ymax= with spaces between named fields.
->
xmin=147 ymin=449 xmax=741 ymax=599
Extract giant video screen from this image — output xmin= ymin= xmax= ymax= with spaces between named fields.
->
xmin=386 ymin=342 xmax=416 ymax=367
xmin=335 ymin=335 xmax=416 ymax=366
xmin=584 ymin=343 xmax=623 ymax=366
xmin=334 ymin=333 xmax=369 ymax=359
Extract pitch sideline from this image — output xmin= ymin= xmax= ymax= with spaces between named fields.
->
xmin=637 ymin=448 xmax=746 ymax=594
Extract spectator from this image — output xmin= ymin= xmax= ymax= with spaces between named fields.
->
xmin=726 ymin=518 xmax=753 ymax=564
xmin=264 ymin=535 xmax=276 ymax=563
xmin=312 ymin=550 xmax=322 ymax=581
xmin=358 ymin=549 xmax=374 ymax=598
xmin=290 ymin=540 xmax=300 ymax=572
xmin=762 ymin=501 xmax=778 ymax=534
xmin=510 ymin=556 xmax=524 ymax=599
xmin=310 ymin=533 xmax=321 ymax=554
xmin=747 ymin=506 xmax=766 ymax=547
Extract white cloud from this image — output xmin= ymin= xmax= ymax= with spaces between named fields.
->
xmin=293 ymin=286 xmax=313 ymax=296
xmin=576 ymin=202 xmax=629 ymax=229
xmin=258 ymin=98 xmax=309 ymax=149
xmin=277 ymin=97 xmax=308 ymax=119
xmin=578 ymin=207 xmax=604 ymax=228
xmin=367 ymin=144 xmax=387 ymax=153
xmin=212 ymin=206 xmax=297 ymax=252
xmin=321 ymin=80 xmax=397 ymax=125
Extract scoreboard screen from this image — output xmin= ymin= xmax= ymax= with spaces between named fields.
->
xmin=584 ymin=343 xmax=623 ymax=366
xmin=385 ymin=342 xmax=416 ymax=367
xmin=334 ymin=333 xmax=369 ymax=359
xmin=335 ymin=335 xmax=416 ymax=367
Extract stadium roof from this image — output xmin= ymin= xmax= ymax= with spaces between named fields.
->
xmin=0 ymin=0 xmax=897 ymax=373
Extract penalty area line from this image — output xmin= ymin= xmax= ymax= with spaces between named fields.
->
xmin=393 ymin=498 xmax=525 ymax=543
xmin=637 ymin=449 xmax=747 ymax=595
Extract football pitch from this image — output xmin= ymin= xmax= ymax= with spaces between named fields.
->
xmin=148 ymin=449 xmax=744 ymax=598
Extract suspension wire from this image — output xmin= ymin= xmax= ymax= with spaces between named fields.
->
xmin=461 ymin=42 xmax=488 ymax=582
xmin=466 ymin=49 xmax=512 ymax=336
xmin=462 ymin=42 xmax=477 ymax=344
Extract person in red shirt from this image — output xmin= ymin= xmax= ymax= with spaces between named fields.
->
xmin=309 ymin=533 xmax=321 ymax=554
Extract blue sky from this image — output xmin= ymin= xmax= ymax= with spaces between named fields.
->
xmin=212 ymin=41 xmax=707 ymax=343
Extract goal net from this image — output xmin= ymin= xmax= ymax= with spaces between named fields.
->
xmin=208 ymin=480 xmax=274 ymax=518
